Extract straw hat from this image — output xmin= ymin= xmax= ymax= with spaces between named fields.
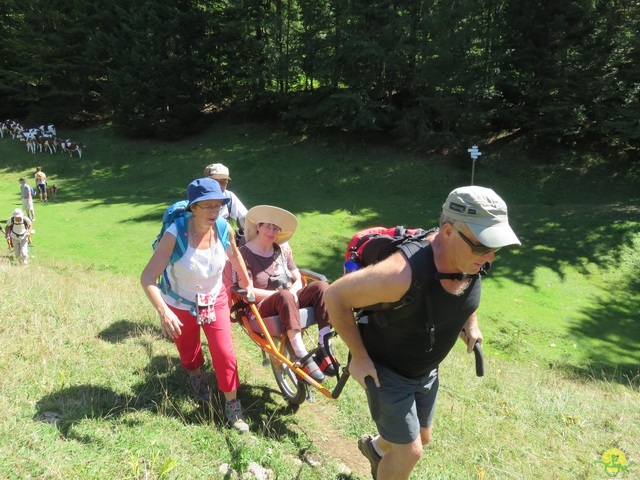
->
xmin=244 ymin=205 xmax=298 ymax=245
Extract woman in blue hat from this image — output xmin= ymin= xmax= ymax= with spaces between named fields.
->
xmin=141 ymin=178 xmax=254 ymax=434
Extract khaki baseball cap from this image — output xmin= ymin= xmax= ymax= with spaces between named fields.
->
xmin=204 ymin=163 xmax=231 ymax=180
xmin=443 ymin=186 xmax=520 ymax=248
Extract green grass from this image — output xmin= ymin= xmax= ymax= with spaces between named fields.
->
xmin=0 ymin=122 xmax=638 ymax=479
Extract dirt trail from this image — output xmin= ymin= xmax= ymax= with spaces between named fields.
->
xmin=297 ymin=399 xmax=371 ymax=479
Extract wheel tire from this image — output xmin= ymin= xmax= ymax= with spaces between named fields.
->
xmin=270 ymin=340 xmax=307 ymax=406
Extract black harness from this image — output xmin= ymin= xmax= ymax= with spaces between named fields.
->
xmin=356 ymin=240 xmax=488 ymax=352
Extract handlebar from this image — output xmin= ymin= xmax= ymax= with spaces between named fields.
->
xmin=364 ymin=375 xmax=380 ymax=421
xmin=231 ymin=287 xmax=255 ymax=304
xmin=473 ymin=341 xmax=484 ymax=377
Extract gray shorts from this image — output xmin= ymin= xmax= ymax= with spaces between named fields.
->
xmin=372 ymin=365 xmax=439 ymax=444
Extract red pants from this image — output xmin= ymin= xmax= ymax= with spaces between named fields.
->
xmin=258 ymin=281 xmax=331 ymax=331
xmin=168 ymin=287 xmax=240 ymax=393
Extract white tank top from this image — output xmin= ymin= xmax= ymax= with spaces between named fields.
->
xmin=161 ymin=224 xmax=227 ymax=310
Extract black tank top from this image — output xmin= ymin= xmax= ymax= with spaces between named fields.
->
xmin=360 ymin=246 xmax=481 ymax=378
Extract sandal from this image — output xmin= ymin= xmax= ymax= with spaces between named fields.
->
xmin=314 ymin=344 xmax=337 ymax=377
xmin=301 ymin=357 xmax=325 ymax=383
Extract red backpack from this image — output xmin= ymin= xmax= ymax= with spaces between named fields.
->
xmin=344 ymin=226 xmax=434 ymax=271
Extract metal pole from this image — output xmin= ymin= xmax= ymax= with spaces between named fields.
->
xmin=467 ymin=145 xmax=482 ymax=186
xmin=471 ymin=158 xmax=476 ymax=185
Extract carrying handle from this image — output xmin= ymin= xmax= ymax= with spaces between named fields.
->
xmin=232 ymin=287 xmax=255 ymax=304
xmin=462 ymin=329 xmax=485 ymax=377
xmin=473 ymin=341 xmax=484 ymax=377
xmin=364 ymin=375 xmax=381 ymax=421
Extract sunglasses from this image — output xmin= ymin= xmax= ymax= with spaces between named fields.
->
xmin=458 ymin=231 xmax=500 ymax=256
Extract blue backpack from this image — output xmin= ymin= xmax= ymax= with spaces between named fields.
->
xmin=153 ymin=200 xmax=230 ymax=308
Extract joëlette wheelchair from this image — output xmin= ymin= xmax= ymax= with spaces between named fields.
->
xmin=229 ymin=268 xmax=352 ymax=406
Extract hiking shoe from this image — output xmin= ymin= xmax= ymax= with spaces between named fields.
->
xmin=358 ymin=434 xmax=382 ymax=480
xmin=225 ymin=399 xmax=250 ymax=435
xmin=314 ymin=344 xmax=337 ymax=377
xmin=301 ymin=356 xmax=325 ymax=383
xmin=189 ymin=372 xmax=210 ymax=403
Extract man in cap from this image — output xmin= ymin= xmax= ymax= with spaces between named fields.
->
xmin=5 ymin=208 xmax=33 ymax=265
xmin=204 ymin=163 xmax=248 ymax=229
xmin=325 ymin=186 xmax=520 ymax=480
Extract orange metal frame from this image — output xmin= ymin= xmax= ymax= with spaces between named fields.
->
xmin=229 ymin=269 xmax=340 ymax=400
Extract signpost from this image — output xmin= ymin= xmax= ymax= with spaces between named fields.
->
xmin=468 ymin=145 xmax=482 ymax=185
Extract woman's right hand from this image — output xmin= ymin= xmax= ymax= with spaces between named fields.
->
xmin=159 ymin=309 xmax=183 ymax=339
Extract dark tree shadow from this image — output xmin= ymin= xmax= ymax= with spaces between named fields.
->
xmin=34 ymin=319 xmax=309 ymax=447
xmin=563 ymin=274 xmax=640 ymax=385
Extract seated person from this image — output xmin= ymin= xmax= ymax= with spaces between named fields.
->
xmin=227 ymin=205 xmax=336 ymax=383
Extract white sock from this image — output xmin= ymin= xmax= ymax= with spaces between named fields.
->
xmin=371 ymin=436 xmax=386 ymax=457
xmin=288 ymin=331 xmax=308 ymax=358
xmin=318 ymin=327 xmax=331 ymax=346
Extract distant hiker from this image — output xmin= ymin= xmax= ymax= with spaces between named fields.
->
xmin=140 ymin=178 xmax=255 ymax=434
xmin=5 ymin=208 xmax=33 ymax=265
xmin=325 ymin=186 xmax=521 ymax=480
xmin=19 ymin=178 xmax=35 ymax=220
xmin=34 ymin=167 xmax=48 ymax=203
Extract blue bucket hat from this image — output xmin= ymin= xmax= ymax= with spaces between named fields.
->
xmin=187 ymin=178 xmax=230 ymax=209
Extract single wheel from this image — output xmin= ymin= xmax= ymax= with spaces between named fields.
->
xmin=270 ymin=340 xmax=307 ymax=406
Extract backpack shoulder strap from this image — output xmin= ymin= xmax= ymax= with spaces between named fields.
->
xmin=215 ymin=216 xmax=230 ymax=250
xmin=170 ymin=215 xmax=190 ymax=264
xmin=396 ymin=239 xmax=434 ymax=307
xmin=358 ymin=240 xmax=434 ymax=326
xmin=226 ymin=194 xmax=233 ymax=218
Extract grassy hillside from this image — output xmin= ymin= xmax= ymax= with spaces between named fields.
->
xmin=0 ymin=122 xmax=638 ymax=479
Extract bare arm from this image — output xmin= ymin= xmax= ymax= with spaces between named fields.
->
xmin=459 ymin=311 xmax=483 ymax=353
xmin=287 ymin=267 xmax=303 ymax=299
xmin=226 ymin=227 xmax=254 ymax=298
xmin=325 ymin=252 xmax=412 ymax=387
xmin=140 ymin=231 xmax=183 ymax=338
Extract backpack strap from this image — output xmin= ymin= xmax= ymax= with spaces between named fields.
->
xmin=357 ymin=239 xmax=434 ymax=326
xmin=357 ymin=241 xmax=486 ymax=352
xmin=226 ymin=194 xmax=233 ymax=220
xmin=215 ymin=216 xmax=230 ymax=251
xmin=169 ymin=215 xmax=190 ymax=264
xmin=161 ymin=283 xmax=196 ymax=309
